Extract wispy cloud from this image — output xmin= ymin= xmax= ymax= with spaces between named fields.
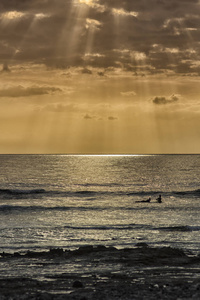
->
xmin=0 ymin=85 xmax=62 ymax=98
xmin=152 ymin=94 xmax=180 ymax=105
xmin=121 ymin=91 xmax=137 ymax=97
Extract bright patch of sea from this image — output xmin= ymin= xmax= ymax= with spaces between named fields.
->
xmin=0 ymin=154 xmax=200 ymax=254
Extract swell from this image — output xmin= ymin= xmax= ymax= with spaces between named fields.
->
xmin=0 ymin=205 xmax=160 ymax=213
xmin=62 ymin=224 xmax=146 ymax=230
xmin=1 ymin=187 xmax=200 ymax=200
xmin=62 ymin=224 xmax=200 ymax=232
xmin=0 ymin=205 xmax=83 ymax=212
xmin=0 ymin=188 xmax=107 ymax=198
xmin=0 ymin=205 xmax=121 ymax=212
xmin=156 ymin=225 xmax=200 ymax=232
xmin=173 ymin=189 xmax=200 ymax=196
xmin=0 ymin=204 xmax=199 ymax=214
xmin=0 ymin=188 xmax=46 ymax=195
xmin=128 ymin=189 xmax=200 ymax=197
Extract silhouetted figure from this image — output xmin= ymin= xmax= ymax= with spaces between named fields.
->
xmin=136 ymin=197 xmax=151 ymax=203
xmin=157 ymin=194 xmax=162 ymax=203
xmin=145 ymin=197 xmax=151 ymax=203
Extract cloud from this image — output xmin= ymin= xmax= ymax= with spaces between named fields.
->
xmin=108 ymin=116 xmax=117 ymax=120
xmin=0 ymin=0 xmax=200 ymax=75
xmin=0 ymin=85 xmax=62 ymax=98
xmin=1 ymin=11 xmax=25 ymax=20
xmin=86 ymin=18 xmax=102 ymax=30
xmin=79 ymin=0 xmax=106 ymax=12
xmin=152 ymin=94 xmax=180 ymax=105
xmin=121 ymin=91 xmax=137 ymax=97
xmin=41 ymin=103 xmax=76 ymax=113
xmin=82 ymin=67 xmax=93 ymax=74
xmin=97 ymin=71 xmax=105 ymax=76
xmin=84 ymin=113 xmax=93 ymax=119
xmin=112 ymin=8 xmax=138 ymax=18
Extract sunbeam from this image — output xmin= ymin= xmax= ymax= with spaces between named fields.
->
xmin=56 ymin=0 xmax=91 ymax=66
xmin=1 ymin=0 xmax=200 ymax=153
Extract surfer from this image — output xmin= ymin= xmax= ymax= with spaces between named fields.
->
xmin=136 ymin=197 xmax=151 ymax=203
xmin=156 ymin=194 xmax=162 ymax=203
xmin=145 ymin=197 xmax=151 ymax=203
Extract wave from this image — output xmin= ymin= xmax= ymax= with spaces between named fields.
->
xmin=0 ymin=188 xmax=109 ymax=199
xmin=0 ymin=205 xmax=152 ymax=213
xmin=128 ymin=188 xmax=200 ymax=198
xmin=0 ymin=188 xmax=46 ymax=196
xmin=77 ymin=183 xmax=122 ymax=187
xmin=75 ymin=191 xmax=97 ymax=195
xmin=0 ymin=204 xmax=116 ymax=213
xmin=66 ymin=224 xmax=200 ymax=232
xmin=63 ymin=224 xmax=139 ymax=231
xmin=173 ymin=189 xmax=200 ymax=197
xmin=0 ymin=203 xmax=173 ymax=213
xmin=0 ymin=205 xmax=77 ymax=212
xmin=0 ymin=245 xmax=192 ymax=262
xmin=156 ymin=225 xmax=200 ymax=232
xmin=1 ymin=186 xmax=200 ymax=200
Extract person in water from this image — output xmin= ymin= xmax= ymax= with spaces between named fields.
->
xmin=136 ymin=197 xmax=151 ymax=203
xmin=141 ymin=197 xmax=151 ymax=203
xmin=145 ymin=197 xmax=151 ymax=203
xmin=156 ymin=194 xmax=162 ymax=203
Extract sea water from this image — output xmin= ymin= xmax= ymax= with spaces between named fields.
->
xmin=0 ymin=154 xmax=199 ymax=292
xmin=0 ymin=154 xmax=199 ymax=255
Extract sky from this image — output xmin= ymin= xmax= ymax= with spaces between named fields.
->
xmin=1 ymin=0 xmax=200 ymax=154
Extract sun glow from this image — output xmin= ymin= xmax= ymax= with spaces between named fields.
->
xmin=1 ymin=0 xmax=200 ymax=154
xmin=79 ymin=0 xmax=92 ymax=5
xmin=2 ymin=11 xmax=25 ymax=20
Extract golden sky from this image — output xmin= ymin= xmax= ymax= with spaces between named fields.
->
xmin=1 ymin=0 xmax=200 ymax=154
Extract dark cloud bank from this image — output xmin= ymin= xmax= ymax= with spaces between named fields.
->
xmin=152 ymin=94 xmax=180 ymax=105
xmin=0 ymin=0 xmax=200 ymax=75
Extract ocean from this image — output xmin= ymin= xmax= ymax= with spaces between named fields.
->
xmin=0 ymin=154 xmax=200 ymax=297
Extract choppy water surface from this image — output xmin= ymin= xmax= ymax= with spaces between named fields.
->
xmin=0 ymin=154 xmax=199 ymax=256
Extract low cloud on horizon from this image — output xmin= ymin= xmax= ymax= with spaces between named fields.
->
xmin=0 ymin=85 xmax=62 ymax=98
